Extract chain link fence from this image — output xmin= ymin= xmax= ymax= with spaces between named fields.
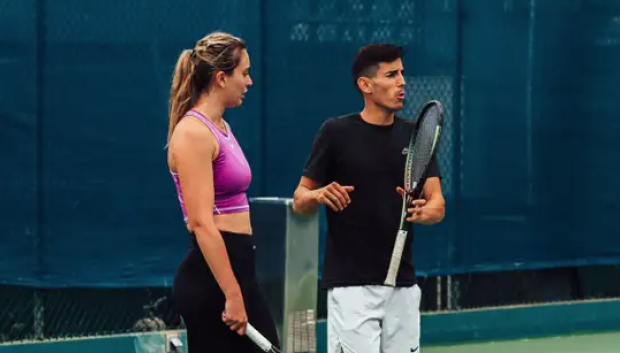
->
xmin=3 ymin=0 xmax=620 ymax=345
xmin=5 ymin=267 xmax=620 ymax=344
xmin=0 ymin=258 xmax=185 ymax=341
xmin=0 ymin=286 xmax=182 ymax=343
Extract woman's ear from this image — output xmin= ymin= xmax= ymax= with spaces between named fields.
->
xmin=214 ymin=71 xmax=226 ymax=88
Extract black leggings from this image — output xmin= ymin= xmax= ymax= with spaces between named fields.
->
xmin=173 ymin=232 xmax=280 ymax=352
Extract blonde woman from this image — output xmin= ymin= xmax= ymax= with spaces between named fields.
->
xmin=167 ymin=31 xmax=279 ymax=352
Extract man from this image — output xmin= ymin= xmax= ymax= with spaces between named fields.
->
xmin=292 ymin=43 xmax=445 ymax=353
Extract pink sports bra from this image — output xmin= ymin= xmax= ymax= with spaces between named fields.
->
xmin=170 ymin=109 xmax=252 ymax=223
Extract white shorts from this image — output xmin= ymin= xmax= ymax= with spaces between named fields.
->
xmin=327 ymin=284 xmax=422 ymax=353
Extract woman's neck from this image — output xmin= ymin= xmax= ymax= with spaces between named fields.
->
xmin=193 ymin=94 xmax=225 ymax=125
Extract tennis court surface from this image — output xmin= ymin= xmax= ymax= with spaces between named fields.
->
xmin=425 ymin=331 xmax=620 ymax=353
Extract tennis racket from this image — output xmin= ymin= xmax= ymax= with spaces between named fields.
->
xmin=246 ymin=309 xmax=317 ymax=353
xmin=246 ymin=323 xmax=281 ymax=352
xmin=384 ymin=100 xmax=444 ymax=287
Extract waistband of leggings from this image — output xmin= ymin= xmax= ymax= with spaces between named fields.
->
xmin=189 ymin=230 xmax=254 ymax=251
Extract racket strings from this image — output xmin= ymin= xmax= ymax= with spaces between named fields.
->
xmin=409 ymin=106 xmax=442 ymax=185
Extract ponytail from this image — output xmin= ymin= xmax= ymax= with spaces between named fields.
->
xmin=168 ymin=50 xmax=197 ymax=143
xmin=167 ymin=32 xmax=247 ymax=144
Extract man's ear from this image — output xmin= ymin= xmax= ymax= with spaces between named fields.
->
xmin=357 ymin=77 xmax=372 ymax=94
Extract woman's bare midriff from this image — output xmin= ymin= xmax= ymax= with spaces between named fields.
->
xmin=186 ymin=211 xmax=253 ymax=235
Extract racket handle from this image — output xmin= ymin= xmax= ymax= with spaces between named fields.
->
xmin=246 ymin=323 xmax=273 ymax=352
xmin=384 ymin=230 xmax=408 ymax=286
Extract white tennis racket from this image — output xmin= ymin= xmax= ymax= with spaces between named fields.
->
xmin=246 ymin=309 xmax=316 ymax=353
xmin=246 ymin=323 xmax=281 ymax=352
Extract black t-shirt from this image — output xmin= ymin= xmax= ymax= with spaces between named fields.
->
xmin=302 ymin=113 xmax=441 ymax=288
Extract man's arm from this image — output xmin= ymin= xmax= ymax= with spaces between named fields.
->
xmin=292 ymin=177 xmax=322 ymax=215
xmin=397 ymin=150 xmax=445 ymax=225
xmin=292 ymin=119 xmax=354 ymax=215
xmin=396 ymin=176 xmax=445 ymax=225
xmin=418 ymin=176 xmax=445 ymax=225
xmin=293 ymin=177 xmax=354 ymax=215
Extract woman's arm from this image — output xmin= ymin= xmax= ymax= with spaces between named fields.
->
xmin=171 ymin=121 xmax=242 ymax=299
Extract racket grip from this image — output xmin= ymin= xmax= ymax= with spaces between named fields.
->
xmin=246 ymin=323 xmax=273 ymax=352
xmin=384 ymin=230 xmax=408 ymax=286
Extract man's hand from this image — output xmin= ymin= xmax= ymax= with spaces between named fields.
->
xmin=316 ymin=182 xmax=354 ymax=212
xmin=396 ymin=187 xmax=432 ymax=224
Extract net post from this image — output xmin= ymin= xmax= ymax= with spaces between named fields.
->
xmin=250 ymin=197 xmax=320 ymax=352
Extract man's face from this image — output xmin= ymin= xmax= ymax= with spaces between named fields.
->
xmin=362 ymin=59 xmax=406 ymax=112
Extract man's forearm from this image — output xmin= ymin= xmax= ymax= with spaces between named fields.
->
xmin=421 ymin=197 xmax=445 ymax=225
xmin=292 ymin=187 xmax=320 ymax=215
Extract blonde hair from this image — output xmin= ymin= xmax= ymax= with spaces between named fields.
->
xmin=167 ymin=31 xmax=246 ymax=143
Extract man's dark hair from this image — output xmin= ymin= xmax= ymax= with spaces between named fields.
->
xmin=351 ymin=43 xmax=404 ymax=90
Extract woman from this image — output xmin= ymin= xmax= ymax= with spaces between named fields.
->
xmin=167 ymin=31 xmax=279 ymax=352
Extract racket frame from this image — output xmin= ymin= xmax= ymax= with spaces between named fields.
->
xmin=383 ymin=100 xmax=444 ymax=287
xmin=246 ymin=323 xmax=281 ymax=352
